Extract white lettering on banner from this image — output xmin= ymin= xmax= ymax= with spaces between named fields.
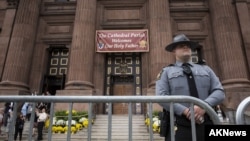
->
xmin=130 ymin=33 xmax=145 ymax=37
xmin=98 ymin=33 xmax=107 ymax=38
xmin=112 ymin=39 xmax=132 ymax=43
xmin=113 ymin=44 xmax=125 ymax=49
xmin=108 ymin=33 xmax=130 ymax=38
xmin=96 ymin=29 xmax=149 ymax=52
xmin=125 ymin=44 xmax=138 ymax=48
xmin=105 ymin=44 xmax=113 ymax=48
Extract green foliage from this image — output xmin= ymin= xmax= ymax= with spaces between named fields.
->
xmin=55 ymin=110 xmax=68 ymax=120
xmin=77 ymin=111 xmax=88 ymax=117
xmin=152 ymin=111 xmax=159 ymax=117
xmin=54 ymin=110 xmax=88 ymax=121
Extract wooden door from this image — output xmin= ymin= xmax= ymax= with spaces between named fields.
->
xmin=113 ymin=84 xmax=134 ymax=114
xmin=104 ymin=53 xmax=142 ymax=114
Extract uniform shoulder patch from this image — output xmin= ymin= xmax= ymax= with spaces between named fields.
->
xmin=157 ymin=69 xmax=164 ymax=80
xmin=157 ymin=64 xmax=174 ymax=80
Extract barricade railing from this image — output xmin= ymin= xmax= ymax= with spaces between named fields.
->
xmin=235 ymin=96 xmax=250 ymax=124
xmin=0 ymin=95 xmax=220 ymax=141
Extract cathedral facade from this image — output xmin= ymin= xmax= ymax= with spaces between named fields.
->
xmin=0 ymin=0 xmax=250 ymax=119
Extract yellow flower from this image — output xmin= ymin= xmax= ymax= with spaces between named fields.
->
xmin=65 ymin=110 xmax=77 ymax=115
xmin=76 ymin=123 xmax=83 ymax=130
xmin=64 ymin=126 xmax=77 ymax=134
xmin=145 ymin=118 xmax=150 ymax=126
xmin=83 ymin=119 xmax=89 ymax=128
xmin=153 ymin=120 xmax=160 ymax=132
xmin=45 ymin=119 xmax=50 ymax=129
xmin=57 ymin=126 xmax=65 ymax=134
xmin=52 ymin=126 xmax=57 ymax=134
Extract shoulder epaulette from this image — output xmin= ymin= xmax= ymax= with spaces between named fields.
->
xmin=167 ymin=64 xmax=174 ymax=67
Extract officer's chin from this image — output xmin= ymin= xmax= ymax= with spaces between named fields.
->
xmin=180 ymin=55 xmax=191 ymax=62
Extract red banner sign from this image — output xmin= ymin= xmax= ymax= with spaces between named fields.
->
xmin=96 ymin=30 xmax=149 ymax=52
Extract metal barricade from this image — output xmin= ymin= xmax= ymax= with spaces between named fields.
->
xmin=235 ymin=96 xmax=250 ymax=125
xmin=0 ymin=95 xmax=220 ymax=141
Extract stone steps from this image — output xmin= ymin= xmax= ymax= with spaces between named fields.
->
xmin=0 ymin=114 xmax=165 ymax=141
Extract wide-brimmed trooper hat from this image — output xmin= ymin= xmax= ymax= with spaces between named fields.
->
xmin=165 ymin=34 xmax=198 ymax=52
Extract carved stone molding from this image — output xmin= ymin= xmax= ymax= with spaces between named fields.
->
xmin=98 ymin=0 xmax=147 ymax=29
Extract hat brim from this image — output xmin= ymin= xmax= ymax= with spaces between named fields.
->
xmin=165 ymin=41 xmax=198 ymax=52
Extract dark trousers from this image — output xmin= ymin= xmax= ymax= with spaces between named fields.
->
xmin=14 ymin=127 xmax=23 ymax=141
xmin=165 ymin=124 xmax=205 ymax=141
xmin=165 ymin=116 xmax=213 ymax=141
xmin=3 ymin=113 xmax=8 ymax=126
xmin=26 ymin=113 xmax=31 ymax=121
xmin=37 ymin=121 xmax=44 ymax=140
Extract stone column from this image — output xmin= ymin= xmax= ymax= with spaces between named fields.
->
xmin=209 ymin=0 xmax=250 ymax=121
xmin=0 ymin=2 xmax=17 ymax=81
xmin=65 ymin=0 xmax=96 ymax=90
xmin=235 ymin=0 xmax=250 ymax=73
xmin=147 ymin=0 xmax=174 ymax=117
xmin=148 ymin=0 xmax=174 ymax=89
xmin=0 ymin=0 xmax=41 ymax=94
xmin=209 ymin=0 xmax=250 ymax=89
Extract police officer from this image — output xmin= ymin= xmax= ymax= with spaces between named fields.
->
xmin=155 ymin=34 xmax=225 ymax=141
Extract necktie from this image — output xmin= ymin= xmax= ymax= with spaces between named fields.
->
xmin=182 ymin=63 xmax=199 ymax=98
